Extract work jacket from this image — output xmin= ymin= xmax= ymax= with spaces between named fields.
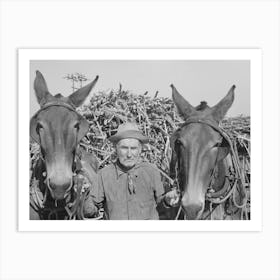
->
xmin=84 ymin=160 xmax=165 ymax=220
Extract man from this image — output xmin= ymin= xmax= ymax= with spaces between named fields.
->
xmin=83 ymin=122 xmax=180 ymax=220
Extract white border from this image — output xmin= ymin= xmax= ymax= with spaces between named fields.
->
xmin=18 ymin=48 xmax=262 ymax=232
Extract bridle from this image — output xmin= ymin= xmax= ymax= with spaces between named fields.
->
xmin=36 ymin=100 xmax=78 ymax=113
xmin=170 ymin=117 xmax=248 ymax=220
xmin=30 ymin=101 xmax=88 ymax=219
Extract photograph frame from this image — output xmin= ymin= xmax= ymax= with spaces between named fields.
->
xmin=19 ymin=48 xmax=261 ymax=232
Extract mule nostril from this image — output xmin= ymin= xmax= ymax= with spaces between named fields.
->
xmin=47 ymin=178 xmax=72 ymax=200
xmin=48 ymin=179 xmax=72 ymax=190
xmin=48 ymin=180 xmax=56 ymax=190
xmin=182 ymin=203 xmax=204 ymax=220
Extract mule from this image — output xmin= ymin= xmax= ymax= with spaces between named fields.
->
xmin=30 ymin=71 xmax=99 ymax=219
xmin=170 ymin=84 xmax=247 ymax=220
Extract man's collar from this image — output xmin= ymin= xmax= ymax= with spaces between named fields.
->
xmin=114 ymin=160 xmax=142 ymax=178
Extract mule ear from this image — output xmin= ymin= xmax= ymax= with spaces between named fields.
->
xmin=77 ymin=116 xmax=90 ymax=142
xmin=169 ymin=150 xmax=178 ymax=180
xmin=171 ymin=84 xmax=196 ymax=119
xmin=68 ymin=75 xmax=99 ymax=108
xmin=211 ymin=85 xmax=235 ymax=122
xmin=30 ymin=115 xmax=40 ymax=143
xmin=169 ymin=132 xmax=178 ymax=179
xmin=34 ymin=71 xmax=52 ymax=107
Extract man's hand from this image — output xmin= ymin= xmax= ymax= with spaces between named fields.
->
xmin=164 ymin=189 xmax=180 ymax=207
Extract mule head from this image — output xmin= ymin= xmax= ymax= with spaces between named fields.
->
xmin=30 ymin=71 xmax=98 ymax=200
xmin=171 ymin=84 xmax=235 ymax=219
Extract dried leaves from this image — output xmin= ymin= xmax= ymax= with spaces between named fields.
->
xmin=79 ymin=89 xmax=250 ymax=189
xmin=30 ymin=88 xmax=250 ymax=190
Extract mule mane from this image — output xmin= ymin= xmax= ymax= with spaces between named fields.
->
xmin=40 ymin=94 xmax=77 ymax=112
xmin=54 ymin=93 xmax=64 ymax=98
xmin=195 ymin=101 xmax=209 ymax=111
xmin=50 ymin=93 xmax=71 ymax=104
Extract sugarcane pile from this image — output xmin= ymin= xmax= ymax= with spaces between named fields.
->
xmin=77 ymin=88 xmax=180 ymax=175
xmin=221 ymin=116 xmax=250 ymax=156
xmin=29 ymin=87 xmax=251 ymax=219
xmin=77 ymin=88 xmax=250 ymax=187
xmin=30 ymin=87 xmax=250 ymax=186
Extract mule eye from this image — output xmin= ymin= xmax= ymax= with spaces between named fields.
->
xmin=213 ymin=142 xmax=221 ymax=148
xmin=212 ymin=139 xmax=223 ymax=148
xmin=74 ymin=122 xmax=80 ymax=130
xmin=36 ymin=123 xmax=43 ymax=134
xmin=175 ymin=139 xmax=183 ymax=150
xmin=175 ymin=139 xmax=182 ymax=146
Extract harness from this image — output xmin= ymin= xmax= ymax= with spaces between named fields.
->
xmin=30 ymin=101 xmax=94 ymax=220
xmin=30 ymin=146 xmax=93 ymax=220
xmin=36 ymin=100 xmax=77 ymax=114
xmin=170 ymin=117 xmax=249 ymax=220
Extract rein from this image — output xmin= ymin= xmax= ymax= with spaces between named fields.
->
xmin=171 ymin=118 xmax=249 ymax=220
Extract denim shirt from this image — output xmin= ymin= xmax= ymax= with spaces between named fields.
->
xmin=84 ymin=161 xmax=165 ymax=220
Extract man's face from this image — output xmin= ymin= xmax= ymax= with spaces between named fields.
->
xmin=116 ymin=138 xmax=142 ymax=169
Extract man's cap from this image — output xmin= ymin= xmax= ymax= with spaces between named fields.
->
xmin=108 ymin=122 xmax=149 ymax=144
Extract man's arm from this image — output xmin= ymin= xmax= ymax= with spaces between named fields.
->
xmin=150 ymin=166 xmax=167 ymax=205
xmin=83 ymin=173 xmax=105 ymax=218
xmin=151 ymin=166 xmax=180 ymax=208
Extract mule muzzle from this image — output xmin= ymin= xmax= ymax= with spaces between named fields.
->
xmin=47 ymin=178 xmax=73 ymax=201
xmin=181 ymin=197 xmax=204 ymax=220
xmin=182 ymin=203 xmax=204 ymax=220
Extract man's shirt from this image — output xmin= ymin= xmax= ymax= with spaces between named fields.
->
xmin=84 ymin=161 xmax=165 ymax=220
